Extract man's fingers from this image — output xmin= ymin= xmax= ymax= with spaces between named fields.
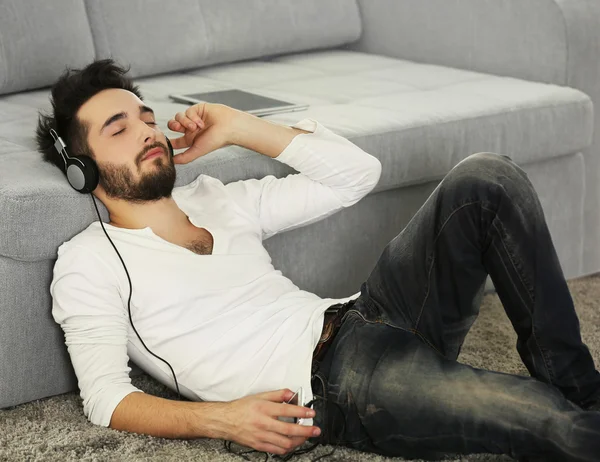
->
xmin=167 ymin=119 xmax=186 ymax=133
xmin=172 ymin=150 xmax=192 ymax=164
xmin=186 ymin=105 xmax=205 ymax=129
xmin=288 ymin=436 xmax=308 ymax=448
xmin=169 ymin=136 xmax=188 ymax=150
xmin=257 ymin=389 xmax=293 ymax=403
xmin=174 ymin=111 xmax=199 ymax=131
xmin=270 ymin=419 xmax=319 ymax=439
xmin=261 ymin=432 xmax=305 ymax=454
xmin=268 ymin=402 xmax=315 ymax=420
xmin=172 ymin=145 xmax=207 ymax=164
xmin=256 ymin=442 xmax=290 ymax=456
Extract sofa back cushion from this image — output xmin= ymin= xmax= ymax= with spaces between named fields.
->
xmin=85 ymin=0 xmax=362 ymax=78
xmin=0 ymin=0 xmax=96 ymax=95
xmin=0 ymin=0 xmax=361 ymax=94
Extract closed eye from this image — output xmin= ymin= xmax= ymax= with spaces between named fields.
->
xmin=112 ymin=121 xmax=157 ymax=137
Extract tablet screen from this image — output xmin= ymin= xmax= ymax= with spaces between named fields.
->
xmin=181 ymin=89 xmax=295 ymax=111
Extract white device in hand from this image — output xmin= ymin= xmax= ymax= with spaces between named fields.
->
xmin=278 ymin=387 xmax=305 ymax=425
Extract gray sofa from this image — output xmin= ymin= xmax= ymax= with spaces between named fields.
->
xmin=1 ymin=0 xmax=599 ymax=412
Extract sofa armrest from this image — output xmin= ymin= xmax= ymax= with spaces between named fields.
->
xmin=347 ymin=0 xmax=600 ymax=89
xmin=347 ymin=0 xmax=600 ymax=276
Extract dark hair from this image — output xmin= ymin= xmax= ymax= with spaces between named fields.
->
xmin=36 ymin=59 xmax=143 ymax=174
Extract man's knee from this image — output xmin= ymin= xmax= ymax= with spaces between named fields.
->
xmin=457 ymin=152 xmax=515 ymax=174
xmin=442 ymin=152 xmax=528 ymax=199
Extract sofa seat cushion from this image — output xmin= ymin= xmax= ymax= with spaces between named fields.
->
xmin=0 ymin=50 xmax=593 ymax=261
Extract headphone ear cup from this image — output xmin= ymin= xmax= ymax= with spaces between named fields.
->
xmin=66 ymin=156 xmax=99 ymax=194
xmin=166 ymin=137 xmax=174 ymax=158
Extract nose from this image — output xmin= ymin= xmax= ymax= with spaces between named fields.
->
xmin=140 ymin=119 xmax=157 ymax=146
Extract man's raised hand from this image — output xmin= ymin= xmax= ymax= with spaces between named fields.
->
xmin=167 ymin=103 xmax=239 ymax=164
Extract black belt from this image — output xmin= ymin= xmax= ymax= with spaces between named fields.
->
xmin=312 ymin=299 xmax=356 ymax=363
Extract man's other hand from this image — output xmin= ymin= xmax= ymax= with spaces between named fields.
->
xmin=223 ymin=388 xmax=321 ymax=456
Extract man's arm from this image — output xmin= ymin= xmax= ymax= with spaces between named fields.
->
xmin=227 ymin=112 xmax=313 ymax=159
xmin=50 ymin=243 xmax=223 ymax=439
xmin=109 ymin=388 xmax=318 ymax=456
xmin=109 ymin=392 xmax=228 ymax=439
xmin=223 ymin=115 xmax=382 ymax=240
xmin=51 ymin=243 xmax=318 ymax=455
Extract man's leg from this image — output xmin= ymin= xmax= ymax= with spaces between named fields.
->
xmin=359 ymin=152 xmax=600 ymax=407
xmin=313 ymin=311 xmax=600 ymax=461
xmin=309 ymin=152 xmax=600 ymax=459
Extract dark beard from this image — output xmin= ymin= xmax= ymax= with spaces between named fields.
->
xmin=98 ymin=152 xmax=176 ymax=203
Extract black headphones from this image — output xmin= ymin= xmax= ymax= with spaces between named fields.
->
xmin=49 ymin=128 xmax=174 ymax=193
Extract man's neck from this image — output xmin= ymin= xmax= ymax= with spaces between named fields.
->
xmin=105 ymin=196 xmax=192 ymax=235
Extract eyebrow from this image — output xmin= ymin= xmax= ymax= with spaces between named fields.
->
xmin=100 ymin=105 xmax=155 ymax=134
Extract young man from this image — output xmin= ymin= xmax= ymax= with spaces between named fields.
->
xmin=38 ymin=60 xmax=600 ymax=461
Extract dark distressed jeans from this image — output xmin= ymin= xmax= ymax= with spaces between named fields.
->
xmin=310 ymin=153 xmax=600 ymax=461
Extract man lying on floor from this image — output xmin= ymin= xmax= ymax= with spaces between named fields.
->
xmin=39 ymin=59 xmax=600 ymax=462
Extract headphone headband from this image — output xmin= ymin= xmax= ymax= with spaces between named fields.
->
xmin=49 ymin=129 xmax=69 ymax=170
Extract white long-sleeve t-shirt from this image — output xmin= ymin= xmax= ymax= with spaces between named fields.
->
xmin=50 ymin=118 xmax=382 ymax=428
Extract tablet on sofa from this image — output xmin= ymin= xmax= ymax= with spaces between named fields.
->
xmin=169 ymin=89 xmax=309 ymax=117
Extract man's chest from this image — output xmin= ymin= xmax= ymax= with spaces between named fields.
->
xmin=125 ymin=247 xmax=277 ymax=329
xmin=173 ymin=227 xmax=215 ymax=256
xmin=121 ymin=219 xmax=271 ymax=311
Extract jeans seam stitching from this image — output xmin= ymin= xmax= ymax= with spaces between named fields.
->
xmin=488 ymin=214 xmax=555 ymax=382
xmin=350 ymin=309 xmax=410 ymax=333
xmin=484 ymin=207 xmax=535 ymax=304
xmin=350 ymin=309 xmax=447 ymax=357
xmin=414 ymin=200 xmax=483 ymax=332
xmin=409 ymin=329 xmax=446 ymax=357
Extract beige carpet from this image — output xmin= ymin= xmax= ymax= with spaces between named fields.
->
xmin=2 ymin=275 xmax=599 ymax=462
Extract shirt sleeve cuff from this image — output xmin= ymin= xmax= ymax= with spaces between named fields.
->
xmin=89 ymin=387 xmax=144 ymax=427
xmin=275 ymin=118 xmax=320 ymax=164
xmin=290 ymin=118 xmax=318 ymax=133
